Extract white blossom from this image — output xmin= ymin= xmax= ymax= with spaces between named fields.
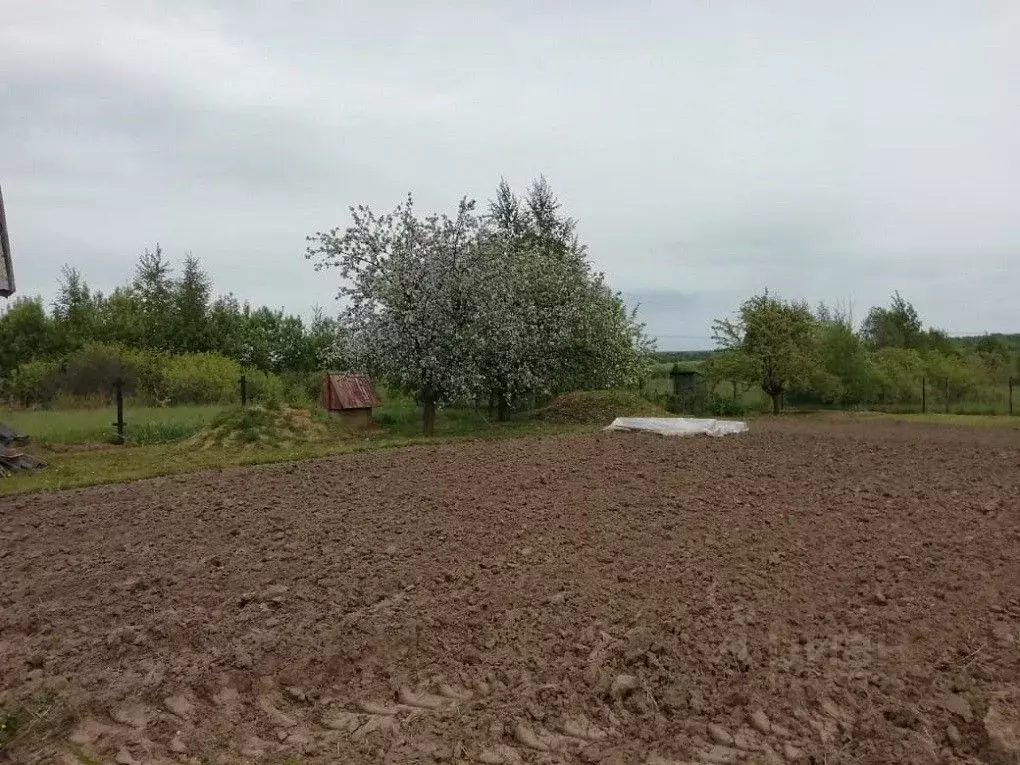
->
xmin=306 ymin=179 xmax=654 ymax=433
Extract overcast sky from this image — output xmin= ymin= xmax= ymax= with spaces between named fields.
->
xmin=2 ymin=1 xmax=1017 ymax=349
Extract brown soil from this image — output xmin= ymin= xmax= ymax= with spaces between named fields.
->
xmin=1 ymin=419 xmax=1018 ymax=764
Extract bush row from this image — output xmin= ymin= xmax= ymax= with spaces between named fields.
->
xmin=1 ymin=343 xmax=324 ymax=408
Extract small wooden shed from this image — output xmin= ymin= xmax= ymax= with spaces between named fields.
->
xmin=320 ymin=373 xmax=380 ymax=428
xmin=669 ymin=365 xmax=701 ymax=396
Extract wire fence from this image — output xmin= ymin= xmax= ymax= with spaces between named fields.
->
xmin=642 ymin=372 xmax=1017 ymax=417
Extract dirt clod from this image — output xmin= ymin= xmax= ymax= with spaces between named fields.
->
xmin=946 ymin=723 xmax=962 ymax=750
xmin=937 ymin=692 xmax=973 ymax=722
xmin=110 ymin=703 xmax=147 ymax=730
xmin=708 ymin=723 xmax=735 ymax=745
xmin=783 ymin=742 xmax=806 ymax=762
xmin=164 ymin=693 xmax=194 ymax=719
xmin=514 ymin=721 xmax=551 ymax=751
xmin=609 ymin=674 xmax=639 ymax=700
xmin=749 ymin=709 xmax=771 ymax=735
xmin=398 ymin=688 xmax=450 ymax=710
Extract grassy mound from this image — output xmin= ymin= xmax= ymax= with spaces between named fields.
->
xmin=540 ymin=390 xmax=669 ymax=424
xmin=189 ymin=405 xmax=334 ymax=449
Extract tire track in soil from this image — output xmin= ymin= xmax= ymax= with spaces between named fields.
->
xmin=0 ymin=419 xmax=1018 ymax=763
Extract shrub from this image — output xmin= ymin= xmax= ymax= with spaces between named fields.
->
xmin=60 ymin=343 xmax=138 ymax=397
xmin=245 ymin=369 xmax=293 ymax=408
xmin=4 ymin=359 xmax=61 ymax=407
xmin=161 ymin=353 xmax=241 ymax=405
xmin=4 ymin=346 xmax=299 ymax=408
xmin=709 ymin=393 xmax=746 ymax=417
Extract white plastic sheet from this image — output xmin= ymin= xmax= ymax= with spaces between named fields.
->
xmin=603 ymin=417 xmax=749 ymax=437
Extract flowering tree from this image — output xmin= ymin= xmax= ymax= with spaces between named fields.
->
xmin=307 ymin=179 xmax=653 ymax=433
xmin=473 ymin=179 xmax=581 ymax=417
xmin=306 ymin=195 xmax=486 ymax=434
xmin=478 ymin=178 xmax=654 ymax=412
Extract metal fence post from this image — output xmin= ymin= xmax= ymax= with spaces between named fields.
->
xmin=944 ymin=378 xmax=950 ymax=414
xmin=921 ymin=376 xmax=926 ymax=414
xmin=239 ymin=374 xmax=247 ymax=406
xmin=1010 ymin=376 xmax=1014 ymax=416
xmin=112 ymin=377 xmax=125 ymax=444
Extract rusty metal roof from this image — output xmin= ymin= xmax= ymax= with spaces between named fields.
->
xmin=322 ymin=373 xmax=380 ymax=410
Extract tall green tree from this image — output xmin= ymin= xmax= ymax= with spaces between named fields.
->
xmin=477 ymin=178 xmax=652 ymax=417
xmin=52 ymin=265 xmax=97 ymax=344
xmin=132 ymin=244 xmax=175 ymax=349
xmin=93 ymin=287 xmax=145 ymax=348
xmin=0 ymin=297 xmax=70 ymax=375
xmin=713 ymin=292 xmax=819 ymax=414
xmin=172 ymin=254 xmax=212 ymax=353
xmin=814 ymin=303 xmax=873 ymax=406
xmin=861 ymin=292 xmax=923 ymax=349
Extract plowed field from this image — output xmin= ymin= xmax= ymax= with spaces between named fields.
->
xmin=2 ymin=420 xmax=1018 ymax=764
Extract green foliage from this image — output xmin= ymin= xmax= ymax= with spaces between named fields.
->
xmin=60 ymin=343 xmax=142 ymax=398
xmin=713 ymin=292 xmax=818 ymax=413
xmin=708 ymin=393 xmax=746 ymax=417
xmin=708 ymin=290 xmax=1016 ymax=415
xmin=1 ymin=343 xmax=298 ymax=409
xmin=307 ymin=178 xmax=653 ymax=434
xmin=2 ymin=248 xmax=346 ymax=391
xmin=3 ymin=359 xmax=62 ymax=407
xmin=0 ymin=297 xmax=72 ymax=374
xmin=814 ymin=306 xmax=873 ymax=406
xmin=653 ymin=350 xmax=713 ymax=363
xmin=161 ymin=352 xmax=241 ymax=404
xmin=173 ymin=254 xmax=213 ymax=353
xmin=862 ymin=291 xmax=923 ymax=349
xmin=869 ymin=347 xmax=925 ymax=404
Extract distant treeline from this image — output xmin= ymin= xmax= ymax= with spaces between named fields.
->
xmin=652 ymin=350 xmax=714 ymax=362
xmin=654 ymin=333 xmax=1020 ymax=364
xmin=704 ymin=291 xmax=1018 ymax=414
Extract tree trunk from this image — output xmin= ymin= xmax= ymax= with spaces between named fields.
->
xmin=771 ymin=392 xmax=781 ymax=415
xmin=423 ymin=391 xmax=437 ymax=436
xmin=497 ymin=391 xmax=508 ymax=422
xmin=488 ymin=390 xmax=497 ymax=419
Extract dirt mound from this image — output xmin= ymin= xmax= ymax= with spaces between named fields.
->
xmin=189 ymin=405 xmax=332 ymax=449
xmin=540 ymin=389 xmax=669 ymax=424
xmin=1 ymin=420 xmax=1018 ymax=763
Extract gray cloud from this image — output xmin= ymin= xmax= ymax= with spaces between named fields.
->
xmin=2 ymin=1 xmax=1018 ymax=348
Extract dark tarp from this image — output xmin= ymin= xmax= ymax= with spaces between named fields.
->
xmin=0 ymin=184 xmax=13 ymax=298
